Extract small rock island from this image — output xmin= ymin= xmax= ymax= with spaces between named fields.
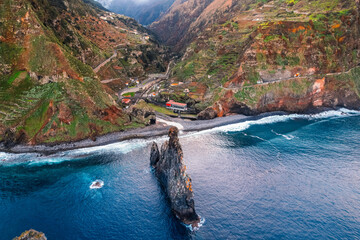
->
xmin=150 ymin=127 xmax=200 ymax=227
xmin=13 ymin=229 xmax=47 ymax=240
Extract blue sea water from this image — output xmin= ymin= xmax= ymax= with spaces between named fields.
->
xmin=1 ymin=109 xmax=360 ymax=239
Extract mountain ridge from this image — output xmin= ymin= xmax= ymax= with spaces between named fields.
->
xmin=0 ymin=0 xmax=164 ymax=145
xmin=96 ymin=0 xmax=176 ymax=25
xmin=149 ymin=0 xmax=360 ymax=119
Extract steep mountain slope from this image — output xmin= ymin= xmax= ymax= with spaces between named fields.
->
xmin=96 ymin=0 xmax=175 ymax=25
xmin=0 ymin=0 xmax=160 ymax=145
xmin=152 ymin=0 xmax=360 ymax=118
xmin=150 ymin=0 xmax=214 ymax=48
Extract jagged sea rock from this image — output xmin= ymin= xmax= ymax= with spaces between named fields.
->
xmin=13 ymin=229 xmax=47 ymax=240
xmin=150 ymin=127 xmax=200 ymax=227
xmin=150 ymin=142 xmax=160 ymax=166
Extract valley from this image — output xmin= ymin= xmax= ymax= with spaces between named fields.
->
xmin=2 ymin=1 xmax=360 ymax=239
xmin=1 ymin=0 xmax=360 ymax=148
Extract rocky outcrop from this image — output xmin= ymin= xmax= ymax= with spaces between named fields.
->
xmin=197 ymin=107 xmax=218 ymax=120
xmin=127 ymin=100 xmax=156 ymax=126
xmin=150 ymin=142 xmax=160 ymax=166
xmin=197 ymin=90 xmax=255 ymax=120
xmin=13 ymin=229 xmax=47 ymax=240
xmin=150 ymin=127 xmax=200 ymax=227
xmin=198 ymin=69 xmax=360 ymax=120
xmin=255 ymin=76 xmax=360 ymax=113
xmin=3 ymin=128 xmax=28 ymax=149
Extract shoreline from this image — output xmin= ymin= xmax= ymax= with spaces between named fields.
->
xmin=0 ymin=108 xmax=347 ymax=154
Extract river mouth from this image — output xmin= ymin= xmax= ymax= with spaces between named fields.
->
xmin=1 ymin=109 xmax=360 ymax=239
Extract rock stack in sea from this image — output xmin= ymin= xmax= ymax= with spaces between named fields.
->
xmin=150 ymin=127 xmax=200 ymax=227
xmin=13 ymin=229 xmax=47 ymax=240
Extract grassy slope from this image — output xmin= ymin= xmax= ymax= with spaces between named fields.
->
xmin=0 ymin=0 xmax=147 ymax=144
xmin=169 ymin=0 xmax=360 ymax=109
xmin=148 ymin=103 xmax=197 ymax=118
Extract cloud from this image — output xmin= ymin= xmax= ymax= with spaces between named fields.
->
xmin=132 ymin=0 xmax=151 ymax=3
xmin=95 ymin=0 xmax=113 ymax=8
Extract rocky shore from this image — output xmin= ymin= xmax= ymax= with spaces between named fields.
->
xmin=0 ymin=108 xmax=345 ymax=155
xmin=150 ymin=127 xmax=200 ymax=227
xmin=0 ymin=113 xmax=257 ymax=154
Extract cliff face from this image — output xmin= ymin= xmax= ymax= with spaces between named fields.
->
xmin=152 ymin=0 xmax=360 ymax=119
xmin=150 ymin=0 xmax=255 ymax=50
xmin=149 ymin=0 xmax=214 ymax=49
xmin=150 ymin=127 xmax=200 ymax=227
xmin=199 ymin=70 xmax=360 ymax=119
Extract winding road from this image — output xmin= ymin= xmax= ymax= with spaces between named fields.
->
xmin=119 ymin=74 xmax=166 ymax=96
xmin=94 ymin=51 xmax=117 ymax=73
xmin=223 ymin=65 xmax=360 ymax=92
xmin=118 ymin=61 xmax=174 ymax=98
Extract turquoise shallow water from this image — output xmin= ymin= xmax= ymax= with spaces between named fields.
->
xmin=1 ymin=109 xmax=360 ymax=239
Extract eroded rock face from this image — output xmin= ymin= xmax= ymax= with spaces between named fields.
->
xmin=13 ymin=229 xmax=47 ymax=240
xmin=198 ymin=74 xmax=360 ymax=120
xmin=127 ymin=100 xmax=156 ymax=126
xmin=150 ymin=142 xmax=160 ymax=166
xmin=197 ymin=107 xmax=218 ymax=120
xmin=3 ymin=128 xmax=28 ymax=149
xmin=150 ymin=127 xmax=200 ymax=227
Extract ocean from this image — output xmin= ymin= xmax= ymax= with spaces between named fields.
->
xmin=1 ymin=109 xmax=360 ymax=239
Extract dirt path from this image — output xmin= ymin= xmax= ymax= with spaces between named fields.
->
xmin=223 ymin=66 xmax=360 ymax=92
xmin=94 ymin=51 xmax=117 ymax=73
xmin=100 ymin=78 xmax=121 ymax=84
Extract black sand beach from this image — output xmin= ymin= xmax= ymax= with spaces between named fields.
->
xmin=0 ymin=111 xmax=300 ymax=154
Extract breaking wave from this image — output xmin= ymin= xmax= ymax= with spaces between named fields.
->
xmin=0 ymin=138 xmax=159 ymax=167
xmin=0 ymin=109 xmax=358 ymax=166
xmin=184 ymin=217 xmax=206 ymax=232
xmin=191 ymin=108 xmax=360 ymax=135
xmin=90 ymin=180 xmax=104 ymax=189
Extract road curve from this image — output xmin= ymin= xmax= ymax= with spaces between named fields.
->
xmin=94 ymin=51 xmax=117 ymax=73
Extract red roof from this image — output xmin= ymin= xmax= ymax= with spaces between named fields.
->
xmin=122 ymin=99 xmax=131 ymax=104
xmin=166 ymin=100 xmax=187 ymax=107
xmin=113 ymin=65 xmax=123 ymax=70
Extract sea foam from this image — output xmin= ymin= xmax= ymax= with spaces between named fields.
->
xmin=191 ymin=108 xmax=360 ymax=135
xmin=0 ymin=109 xmax=358 ymax=166
xmin=90 ymin=180 xmax=104 ymax=189
xmin=184 ymin=217 xmax=206 ymax=232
